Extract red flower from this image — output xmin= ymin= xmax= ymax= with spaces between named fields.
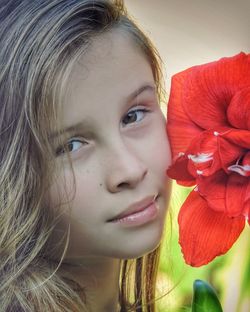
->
xmin=166 ymin=52 xmax=250 ymax=267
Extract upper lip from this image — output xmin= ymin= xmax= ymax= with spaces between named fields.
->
xmin=108 ymin=195 xmax=157 ymax=222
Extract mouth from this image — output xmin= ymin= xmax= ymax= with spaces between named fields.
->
xmin=107 ymin=195 xmax=159 ymax=226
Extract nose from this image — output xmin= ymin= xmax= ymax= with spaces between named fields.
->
xmin=105 ymin=140 xmax=148 ymax=193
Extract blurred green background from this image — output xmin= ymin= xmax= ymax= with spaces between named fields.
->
xmin=157 ymin=182 xmax=250 ymax=312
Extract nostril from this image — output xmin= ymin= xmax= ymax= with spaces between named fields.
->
xmin=117 ymin=182 xmax=130 ymax=189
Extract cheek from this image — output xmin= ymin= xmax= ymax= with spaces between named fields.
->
xmin=47 ymin=157 xmax=103 ymax=217
xmin=65 ymin=164 xmax=103 ymax=215
xmin=48 ymin=171 xmax=75 ymax=209
xmin=146 ymin=120 xmax=171 ymax=172
xmin=147 ymin=119 xmax=172 ymax=195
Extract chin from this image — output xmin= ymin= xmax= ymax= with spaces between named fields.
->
xmin=114 ymin=225 xmax=164 ymax=260
xmin=123 ymin=241 xmax=161 ymax=260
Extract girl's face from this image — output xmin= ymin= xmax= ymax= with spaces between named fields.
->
xmin=49 ymin=29 xmax=171 ymax=262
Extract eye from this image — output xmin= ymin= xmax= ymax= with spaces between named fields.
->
xmin=122 ymin=108 xmax=150 ymax=126
xmin=56 ymin=139 xmax=86 ymax=156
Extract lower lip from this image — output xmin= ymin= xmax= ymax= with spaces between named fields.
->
xmin=109 ymin=201 xmax=158 ymax=227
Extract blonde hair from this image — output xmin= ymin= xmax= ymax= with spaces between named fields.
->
xmin=0 ymin=1 xmax=165 ymax=311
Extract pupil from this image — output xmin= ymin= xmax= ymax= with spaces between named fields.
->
xmin=124 ymin=112 xmax=136 ymax=124
xmin=68 ymin=142 xmax=74 ymax=151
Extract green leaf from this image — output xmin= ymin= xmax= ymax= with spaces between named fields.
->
xmin=192 ymin=279 xmax=223 ymax=312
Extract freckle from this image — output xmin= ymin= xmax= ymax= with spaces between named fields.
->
xmin=99 ymin=183 xmax=103 ymax=187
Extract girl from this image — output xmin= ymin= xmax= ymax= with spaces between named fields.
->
xmin=0 ymin=0 xmax=171 ymax=311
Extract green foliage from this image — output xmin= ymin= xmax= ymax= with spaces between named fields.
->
xmin=191 ymin=280 xmax=223 ymax=312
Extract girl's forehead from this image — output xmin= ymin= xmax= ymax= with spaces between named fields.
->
xmin=71 ymin=29 xmax=148 ymax=81
xmin=61 ymin=29 xmax=154 ymax=108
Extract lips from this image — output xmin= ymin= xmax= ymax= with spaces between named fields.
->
xmin=107 ymin=195 xmax=157 ymax=222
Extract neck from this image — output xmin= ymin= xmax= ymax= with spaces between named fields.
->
xmin=60 ymin=257 xmax=121 ymax=312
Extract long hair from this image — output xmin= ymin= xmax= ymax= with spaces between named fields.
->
xmin=0 ymin=1 xmax=165 ymax=311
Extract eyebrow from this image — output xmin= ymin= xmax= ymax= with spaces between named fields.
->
xmin=50 ymin=83 xmax=156 ymax=140
xmin=125 ymin=84 xmax=156 ymax=102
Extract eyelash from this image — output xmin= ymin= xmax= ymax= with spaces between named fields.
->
xmin=55 ymin=139 xmax=86 ymax=156
xmin=56 ymin=107 xmax=151 ymax=156
xmin=122 ymin=107 xmax=151 ymax=126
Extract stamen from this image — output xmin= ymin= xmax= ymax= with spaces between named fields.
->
xmin=178 ymin=152 xmax=185 ymax=157
xmin=228 ymin=164 xmax=250 ymax=176
xmin=188 ymin=153 xmax=213 ymax=163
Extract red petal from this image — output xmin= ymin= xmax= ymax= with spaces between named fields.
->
xmin=198 ymin=171 xmax=248 ymax=217
xmin=243 ymin=152 xmax=250 ymax=166
xmin=245 ymin=181 xmax=250 ymax=225
xmin=222 ymin=128 xmax=250 ymax=149
xmin=178 ymin=189 xmax=245 ymax=267
xmin=167 ymin=69 xmax=203 ymax=159
xmin=167 ymin=154 xmax=196 ymax=186
xmin=181 ymin=53 xmax=250 ymax=130
xmin=226 ymin=174 xmax=249 ymax=216
xmin=197 ymin=170 xmax=227 ymax=213
xmin=227 ymin=87 xmax=250 ymax=130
